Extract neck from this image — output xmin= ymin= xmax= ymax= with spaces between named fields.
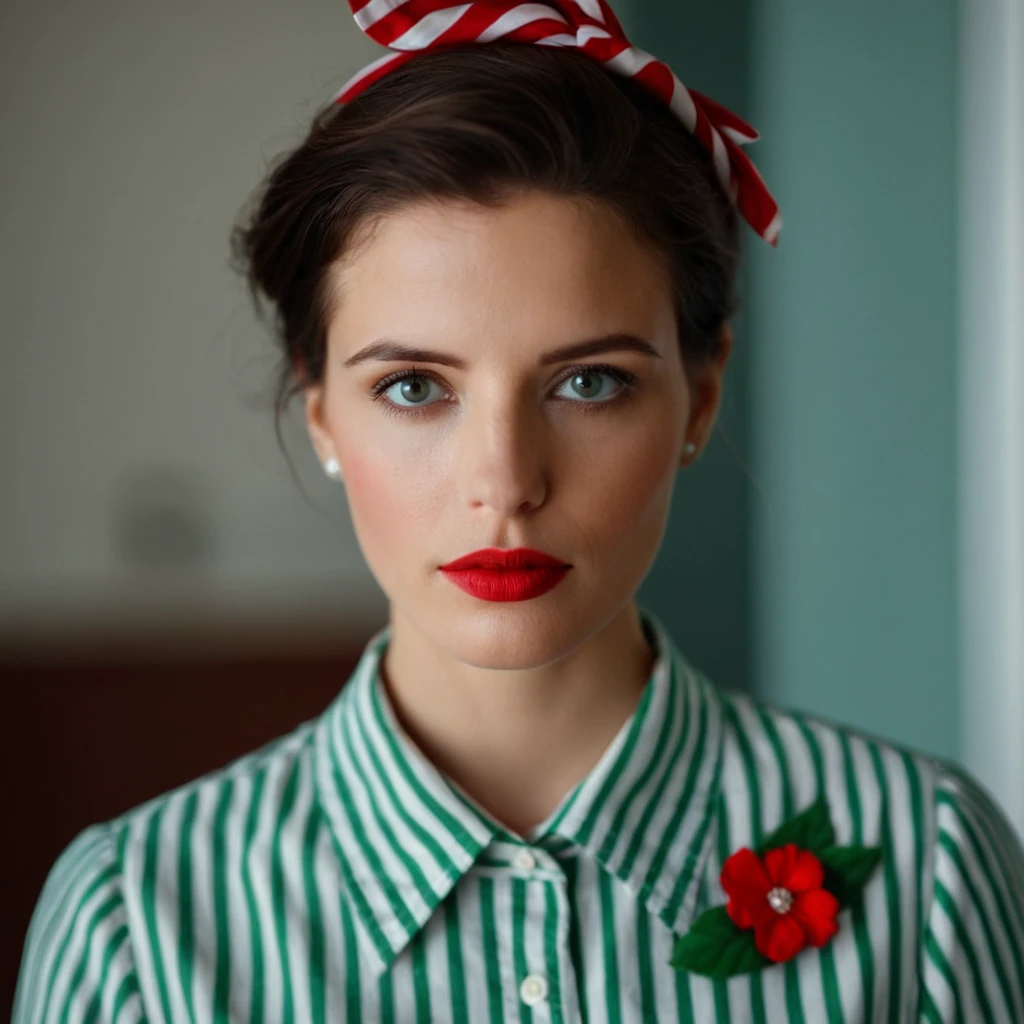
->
xmin=378 ymin=602 xmax=657 ymax=838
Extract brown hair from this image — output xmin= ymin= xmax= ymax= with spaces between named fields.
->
xmin=229 ymin=41 xmax=742 ymax=488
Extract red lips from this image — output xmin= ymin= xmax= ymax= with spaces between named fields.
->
xmin=439 ymin=547 xmax=570 ymax=571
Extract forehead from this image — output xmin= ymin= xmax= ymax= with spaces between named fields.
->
xmin=327 ymin=192 xmax=673 ymax=348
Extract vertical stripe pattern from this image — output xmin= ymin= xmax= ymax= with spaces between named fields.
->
xmin=13 ymin=606 xmax=1024 ymax=1022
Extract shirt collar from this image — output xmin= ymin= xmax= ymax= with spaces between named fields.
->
xmin=312 ymin=605 xmax=727 ymax=980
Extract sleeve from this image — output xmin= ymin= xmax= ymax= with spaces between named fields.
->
xmin=12 ymin=822 xmax=148 ymax=1024
xmin=917 ymin=765 xmax=1024 ymax=1023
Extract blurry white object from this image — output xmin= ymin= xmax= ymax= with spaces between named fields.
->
xmin=958 ymin=0 xmax=1024 ymax=839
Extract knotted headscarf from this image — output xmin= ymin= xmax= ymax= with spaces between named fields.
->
xmin=329 ymin=0 xmax=781 ymax=245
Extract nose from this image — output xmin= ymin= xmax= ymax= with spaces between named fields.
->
xmin=459 ymin=405 xmax=548 ymax=516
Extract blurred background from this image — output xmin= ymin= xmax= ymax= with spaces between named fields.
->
xmin=2 ymin=0 xmax=1021 ymax=1013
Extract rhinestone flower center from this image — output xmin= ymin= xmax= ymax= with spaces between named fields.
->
xmin=767 ymin=886 xmax=794 ymax=914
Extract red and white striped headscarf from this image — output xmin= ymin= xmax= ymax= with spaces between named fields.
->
xmin=329 ymin=0 xmax=781 ymax=246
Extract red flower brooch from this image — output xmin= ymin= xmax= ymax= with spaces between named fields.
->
xmin=671 ymin=797 xmax=882 ymax=978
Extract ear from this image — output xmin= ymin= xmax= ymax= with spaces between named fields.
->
xmin=303 ymin=382 xmax=336 ymax=466
xmin=686 ymin=321 xmax=734 ymax=449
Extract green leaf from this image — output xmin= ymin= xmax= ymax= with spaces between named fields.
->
xmin=670 ymin=906 xmax=771 ymax=979
xmin=819 ymin=844 xmax=883 ymax=908
xmin=756 ymin=797 xmax=835 ymax=858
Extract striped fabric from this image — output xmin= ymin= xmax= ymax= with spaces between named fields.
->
xmin=330 ymin=0 xmax=783 ymax=246
xmin=13 ymin=606 xmax=1024 ymax=1023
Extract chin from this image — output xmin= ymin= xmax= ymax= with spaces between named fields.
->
xmin=438 ymin=601 xmax=593 ymax=666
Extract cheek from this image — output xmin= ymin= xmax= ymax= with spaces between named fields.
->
xmin=337 ymin=445 xmax=444 ymax=567
xmin=338 ymin=450 xmax=404 ymax=546
xmin=579 ymin=432 xmax=679 ymax=539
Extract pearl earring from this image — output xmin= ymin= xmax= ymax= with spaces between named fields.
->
xmin=324 ymin=457 xmax=342 ymax=480
xmin=684 ymin=442 xmax=696 ymax=455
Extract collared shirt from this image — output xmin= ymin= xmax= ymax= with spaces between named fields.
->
xmin=14 ymin=605 xmax=1024 ymax=1023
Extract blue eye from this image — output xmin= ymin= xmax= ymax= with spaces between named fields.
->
xmin=369 ymin=363 xmax=638 ymax=419
xmin=555 ymin=369 xmax=627 ymax=403
xmin=374 ymin=372 xmax=442 ymax=411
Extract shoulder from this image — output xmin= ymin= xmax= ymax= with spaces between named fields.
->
xmin=715 ymin=686 xmax=1022 ymax=850
xmin=917 ymin=756 xmax=1024 ymax=1021
xmin=714 ymin=683 xmax=1024 ymax=849
xmin=712 ymin=685 xmax=948 ymax=850
xmin=14 ymin=716 xmax=323 ymax=1024
xmin=109 ymin=712 xmax=320 ymax=858
xmin=100 ymin=711 xmax=326 ymax=954
xmin=13 ymin=821 xmax=137 ymax=1023
xmin=705 ymin=686 xmax=1024 ymax=1017
xmin=928 ymin=755 xmax=1024 ymax=878
xmin=709 ymin=684 xmax=1024 ymax=909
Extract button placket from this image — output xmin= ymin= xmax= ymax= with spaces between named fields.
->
xmin=520 ymin=973 xmax=549 ymax=1005
xmin=514 ymin=849 xmax=537 ymax=871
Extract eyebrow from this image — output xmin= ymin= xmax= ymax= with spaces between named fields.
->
xmin=342 ymin=332 xmax=663 ymax=369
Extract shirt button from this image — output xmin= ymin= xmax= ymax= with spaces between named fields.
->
xmin=520 ymin=974 xmax=548 ymax=1005
xmin=514 ymin=850 xmax=537 ymax=871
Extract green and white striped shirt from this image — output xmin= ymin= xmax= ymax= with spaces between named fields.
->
xmin=14 ymin=606 xmax=1024 ymax=1023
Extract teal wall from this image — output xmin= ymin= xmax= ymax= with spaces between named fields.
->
xmin=628 ymin=0 xmax=758 ymax=698
xmin=746 ymin=2 xmax=959 ymax=762
xmin=631 ymin=1 xmax=961 ymax=763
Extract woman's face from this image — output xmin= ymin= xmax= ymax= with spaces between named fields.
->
xmin=305 ymin=190 xmax=730 ymax=664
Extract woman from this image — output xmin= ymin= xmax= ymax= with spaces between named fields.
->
xmin=14 ymin=1 xmax=1024 ymax=1021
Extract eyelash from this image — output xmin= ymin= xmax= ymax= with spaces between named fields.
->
xmin=368 ymin=363 xmax=639 ymax=419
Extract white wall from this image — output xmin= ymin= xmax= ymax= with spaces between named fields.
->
xmin=0 ymin=0 xmax=390 ymax=654
xmin=957 ymin=0 xmax=1024 ymax=837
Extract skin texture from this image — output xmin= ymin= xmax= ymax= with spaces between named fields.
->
xmin=304 ymin=190 xmax=732 ymax=837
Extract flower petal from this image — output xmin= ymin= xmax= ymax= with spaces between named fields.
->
xmin=754 ymin=913 xmax=806 ymax=962
xmin=726 ymin=896 xmax=753 ymax=930
xmin=754 ymin=899 xmax=783 ymax=929
xmin=720 ymin=847 xmax=771 ymax=903
xmin=763 ymin=844 xmax=799 ymax=886
xmin=791 ymin=888 xmax=841 ymax=947
xmin=783 ymin=848 xmax=825 ymax=893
